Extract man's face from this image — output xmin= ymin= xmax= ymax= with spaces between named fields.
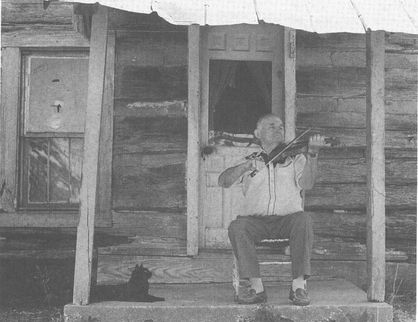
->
xmin=255 ymin=116 xmax=284 ymax=147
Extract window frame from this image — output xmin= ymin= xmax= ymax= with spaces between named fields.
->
xmin=0 ymin=43 xmax=115 ymax=228
xmin=19 ymin=52 xmax=89 ymax=211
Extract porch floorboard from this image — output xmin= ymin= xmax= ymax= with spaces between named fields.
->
xmin=64 ymin=279 xmax=392 ymax=321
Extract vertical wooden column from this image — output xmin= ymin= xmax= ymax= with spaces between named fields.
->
xmin=186 ymin=24 xmax=201 ymax=256
xmin=1 ymin=48 xmax=20 ymax=212
xmin=271 ymin=26 xmax=283 ymax=121
xmin=73 ymin=5 xmax=108 ymax=305
xmin=96 ymin=30 xmax=115 ymax=226
xmin=366 ymin=30 xmax=386 ymax=302
xmin=283 ymin=27 xmax=296 ymax=141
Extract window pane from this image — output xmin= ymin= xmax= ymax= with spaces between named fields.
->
xmin=49 ymin=138 xmax=70 ymax=202
xmin=69 ymin=138 xmax=83 ymax=203
xmin=27 ymin=138 xmax=49 ymax=203
xmin=25 ymin=57 xmax=88 ymax=133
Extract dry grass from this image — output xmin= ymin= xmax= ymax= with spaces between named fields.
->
xmin=392 ymin=293 xmax=416 ymax=322
xmin=0 ymin=259 xmax=415 ymax=321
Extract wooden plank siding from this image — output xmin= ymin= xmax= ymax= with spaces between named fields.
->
xmin=1 ymin=0 xmax=89 ymax=47
xmin=293 ymin=30 xmax=417 ymax=284
xmin=110 ymin=29 xmax=188 ymax=249
xmin=296 ymin=32 xmax=418 ymax=209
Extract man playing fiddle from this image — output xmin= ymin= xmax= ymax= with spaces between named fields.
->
xmin=218 ymin=113 xmax=326 ymax=305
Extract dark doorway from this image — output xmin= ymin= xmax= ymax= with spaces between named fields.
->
xmin=209 ymin=60 xmax=272 ymax=134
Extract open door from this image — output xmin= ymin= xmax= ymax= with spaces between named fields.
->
xmin=187 ymin=24 xmax=295 ymax=253
xmin=198 ymin=25 xmax=289 ymax=249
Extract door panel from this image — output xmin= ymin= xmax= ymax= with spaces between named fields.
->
xmin=203 ymin=146 xmax=258 ymax=248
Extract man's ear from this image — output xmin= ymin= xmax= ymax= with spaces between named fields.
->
xmin=254 ymin=128 xmax=260 ymax=139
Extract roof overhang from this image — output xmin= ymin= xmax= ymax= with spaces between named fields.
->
xmin=49 ymin=0 xmax=417 ymax=34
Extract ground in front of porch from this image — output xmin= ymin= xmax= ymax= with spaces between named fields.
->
xmin=64 ymin=279 xmax=392 ymax=322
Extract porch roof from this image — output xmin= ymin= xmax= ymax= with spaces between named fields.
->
xmin=54 ymin=0 xmax=417 ymax=34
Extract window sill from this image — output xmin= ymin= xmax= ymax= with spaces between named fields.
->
xmin=0 ymin=211 xmax=111 ymax=227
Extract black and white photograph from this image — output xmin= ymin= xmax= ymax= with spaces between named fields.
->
xmin=0 ymin=0 xmax=417 ymax=321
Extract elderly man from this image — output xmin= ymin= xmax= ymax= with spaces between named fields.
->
xmin=218 ymin=114 xmax=325 ymax=305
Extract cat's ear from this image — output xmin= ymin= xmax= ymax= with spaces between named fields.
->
xmin=135 ymin=264 xmax=140 ymax=269
xmin=139 ymin=263 xmax=143 ymax=268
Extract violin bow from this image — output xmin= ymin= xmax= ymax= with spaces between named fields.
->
xmin=249 ymin=128 xmax=312 ymax=177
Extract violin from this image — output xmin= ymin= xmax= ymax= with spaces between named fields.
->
xmin=246 ymin=129 xmax=340 ymax=177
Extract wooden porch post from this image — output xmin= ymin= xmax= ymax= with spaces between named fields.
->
xmin=366 ymin=30 xmax=386 ymax=302
xmin=187 ymin=24 xmax=201 ymax=256
xmin=283 ymin=27 xmax=296 ymax=141
xmin=73 ymin=5 xmax=108 ymax=305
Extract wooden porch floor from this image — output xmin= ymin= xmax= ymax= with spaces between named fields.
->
xmin=64 ymin=279 xmax=392 ymax=322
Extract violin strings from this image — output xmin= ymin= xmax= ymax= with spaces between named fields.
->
xmin=265 ymin=128 xmax=311 ymax=167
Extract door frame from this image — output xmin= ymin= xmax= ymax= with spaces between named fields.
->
xmin=186 ymin=24 xmax=296 ymax=255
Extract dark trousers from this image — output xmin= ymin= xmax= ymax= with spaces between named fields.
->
xmin=228 ymin=212 xmax=313 ymax=279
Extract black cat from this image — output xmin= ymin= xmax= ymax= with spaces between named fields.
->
xmin=124 ymin=264 xmax=165 ymax=302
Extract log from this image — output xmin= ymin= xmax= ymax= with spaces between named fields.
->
xmin=296 ymin=127 xmax=416 ymax=149
xmin=296 ymin=66 xmax=417 ymax=100
xmin=113 ymin=99 xmax=187 ymax=118
xmin=115 ymin=31 xmax=187 ymax=68
xmin=385 ymin=53 xmax=418 ymax=70
xmin=297 ymin=48 xmax=366 ymax=68
xmin=296 ymin=31 xmax=365 ymax=49
xmin=1 ymin=1 xmax=73 ymax=25
xmin=109 ymin=10 xmax=186 ymax=31
xmin=316 ymin=146 xmax=416 ymax=160
xmin=315 ymin=157 xmax=416 ymax=185
xmin=310 ymin=209 xmax=416 ymax=241
xmin=1 ymin=25 xmax=89 ymax=47
xmin=116 ymin=65 xmax=188 ymax=101
xmin=112 ymin=152 xmax=186 ymax=210
xmin=113 ymin=115 xmax=187 ymax=154
xmin=107 ymin=211 xmax=186 ymax=240
xmin=305 ymin=183 xmax=416 ymax=209
xmin=386 ymin=33 xmax=418 ymax=53
xmin=311 ymin=236 xmax=409 ymax=262
xmin=297 ymin=96 xmax=417 ymax=115
xmin=297 ymin=111 xmax=416 ymax=131
xmin=98 ymin=235 xmax=186 ymax=256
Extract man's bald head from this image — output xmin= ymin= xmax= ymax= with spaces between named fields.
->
xmin=256 ymin=114 xmax=283 ymax=130
xmin=254 ymin=114 xmax=285 ymax=151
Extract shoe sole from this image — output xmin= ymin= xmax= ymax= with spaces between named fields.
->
xmin=289 ymin=298 xmax=310 ymax=306
xmin=237 ymin=298 xmax=267 ymax=305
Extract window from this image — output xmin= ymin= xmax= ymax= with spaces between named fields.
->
xmin=19 ymin=53 xmax=89 ymax=210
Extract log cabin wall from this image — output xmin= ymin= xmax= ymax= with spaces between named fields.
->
xmin=107 ymin=11 xmax=188 ymax=254
xmin=296 ymin=31 xmax=417 ymax=265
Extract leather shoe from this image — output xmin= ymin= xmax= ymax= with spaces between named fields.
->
xmin=237 ymin=287 xmax=267 ymax=304
xmin=289 ymin=287 xmax=310 ymax=306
